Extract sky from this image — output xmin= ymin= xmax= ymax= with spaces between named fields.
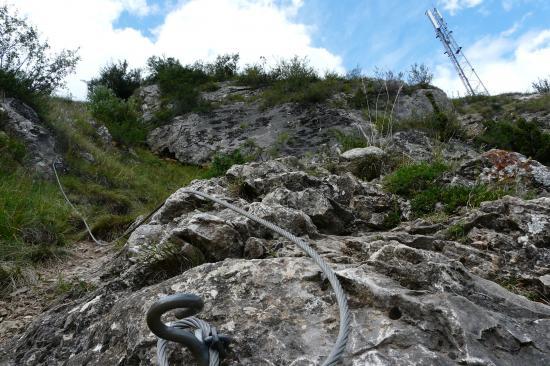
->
xmin=2 ymin=0 xmax=549 ymax=100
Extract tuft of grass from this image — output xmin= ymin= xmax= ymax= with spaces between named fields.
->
xmin=332 ymin=130 xmax=368 ymax=152
xmin=383 ymin=162 xmax=449 ymax=197
xmin=411 ymin=184 xmax=509 ymax=216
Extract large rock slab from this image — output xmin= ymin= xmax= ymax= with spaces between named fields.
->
xmin=3 ymin=253 xmax=550 ymax=365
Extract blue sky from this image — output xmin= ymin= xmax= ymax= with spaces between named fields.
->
xmin=5 ymin=0 xmax=550 ymax=99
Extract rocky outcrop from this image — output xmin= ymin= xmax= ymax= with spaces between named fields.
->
xmin=394 ymin=88 xmax=453 ymax=120
xmin=145 ymin=84 xmax=453 ymax=165
xmin=0 ymin=98 xmax=59 ymax=177
xmin=2 ymin=157 xmax=550 ymax=365
xmin=457 ymin=149 xmax=550 ymax=193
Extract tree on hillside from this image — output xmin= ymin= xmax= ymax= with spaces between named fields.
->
xmin=0 ymin=5 xmax=80 ymax=101
xmin=87 ymin=60 xmax=142 ymax=100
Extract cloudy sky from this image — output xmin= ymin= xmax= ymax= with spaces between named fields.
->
xmin=2 ymin=0 xmax=549 ymax=99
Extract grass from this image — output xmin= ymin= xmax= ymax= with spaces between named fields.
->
xmin=332 ymin=130 xmax=368 ymax=152
xmin=383 ymin=162 xmax=510 ymax=217
xmin=383 ymin=162 xmax=449 ymax=197
xmin=0 ymin=98 xmax=208 ymax=292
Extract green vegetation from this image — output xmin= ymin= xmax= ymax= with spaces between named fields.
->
xmin=0 ymin=5 xmax=79 ymax=113
xmin=87 ymin=86 xmax=146 ymax=146
xmin=205 ymin=149 xmax=247 ymax=178
xmin=261 ymin=57 xmax=341 ymax=107
xmin=410 ymin=184 xmax=509 ymax=216
xmin=332 ymin=130 xmax=368 ymax=152
xmin=87 ymin=60 xmax=141 ymax=100
xmin=1 ymin=98 xmax=207 ymax=292
xmin=396 ymin=91 xmax=465 ymax=141
xmin=532 ymin=76 xmax=550 ymax=94
xmin=477 ymin=118 xmax=550 ymax=165
xmin=383 ymin=162 xmax=509 ymax=217
xmin=383 ymin=162 xmax=449 ymax=196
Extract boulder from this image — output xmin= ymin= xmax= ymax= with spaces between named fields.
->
xmin=0 ymin=98 xmax=59 ymax=178
xmin=457 ymin=149 xmax=550 ymax=192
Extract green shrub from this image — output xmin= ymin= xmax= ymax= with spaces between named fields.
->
xmin=87 ymin=86 xmax=147 ymax=146
xmin=477 ymin=118 xmax=550 ymax=164
xmin=532 ymin=77 xmax=550 ymax=94
xmin=0 ymin=130 xmax=26 ymax=174
xmin=407 ymin=63 xmax=433 ymax=88
xmin=146 ymin=56 xmax=211 ymax=115
xmin=383 ymin=162 xmax=449 ymax=197
xmin=202 ymin=54 xmax=240 ymax=81
xmin=88 ymin=60 xmax=141 ymax=100
xmin=205 ymin=149 xmax=247 ymax=178
xmin=237 ymin=61 xmax=273 ymax=88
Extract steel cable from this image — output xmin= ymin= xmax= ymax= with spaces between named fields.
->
xmin=175 ymin=189 xmax=351 ymax=366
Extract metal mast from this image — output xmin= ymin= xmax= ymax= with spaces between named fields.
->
xmin=426 ymin=7 xmax=489 ymax=96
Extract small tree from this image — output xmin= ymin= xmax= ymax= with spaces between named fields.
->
xmin=407 ymin=63 xmax=433 ymax=87
xmin=532 ymin=77 xmax=550 ymax=94
xmin=87 ymin=60 xmax=141 ymax=100
xmin=0 ymin=5 xmax=79 ymax=101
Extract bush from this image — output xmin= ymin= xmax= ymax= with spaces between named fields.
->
xmin=87 ymin=86 xmax=146 ymax=146
xmin=477 ymin=118 xmax=550 ymax=165
xmin=205 ymin=150 xmax=247 ymax=178
xmin=0 ymin=171 xmax=72 ymax=263
xmin=202 ymin=54 xmax=240 ymax=81
xmin=384 ymin=162 xmax=510 ymax=216
xmin=0 ymin=5 xmax=79 ymax=108
xmin=532 ymin=77 xmax=550 ymax=94
xmin=88 ymin=60 xmax=141 ymax=100
xmin=407 ymin=63 xmax=433 ymax=87
xmin=237 ymin=59 xmax=273 ymax=88
xmin=146 ymin=56 xmax=210 ymax=116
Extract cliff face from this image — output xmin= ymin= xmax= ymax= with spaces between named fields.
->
xmin=144 ymin=83 xmax=453 ymax=165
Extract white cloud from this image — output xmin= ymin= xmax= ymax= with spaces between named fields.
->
xmin=438 ymin=0 xmax=484 ymax=14
xmin=1 ymin=0 xmax=343 ymax=100
xmin=433 ymin=28 xmax=550 ymax=96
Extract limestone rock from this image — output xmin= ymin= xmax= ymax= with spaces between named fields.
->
xmin=0 ymin=98 xmax=59 ymax=178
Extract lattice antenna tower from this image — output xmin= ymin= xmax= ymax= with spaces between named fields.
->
xmin=426 ymin=7 xmax=489 ymax=96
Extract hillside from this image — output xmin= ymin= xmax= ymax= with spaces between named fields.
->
xmin=1 ymin=68 xmax=550 ymax=364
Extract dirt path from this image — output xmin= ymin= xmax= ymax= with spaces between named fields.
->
xmin=0 ymin=241 xmax=117 ymax=345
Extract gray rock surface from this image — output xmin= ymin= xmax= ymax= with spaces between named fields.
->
xmin=2 ymin=157 xmax=550 ymax=366
xmin=0 ymin=98 xmax=59 ymax=177
xmin=394 ymin=88 xmax=453 ymax=120
xmin=145 ymin=84 xmax=454 ymax=165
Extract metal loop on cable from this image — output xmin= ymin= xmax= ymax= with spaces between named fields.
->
xmin=146 ymin=293 xmax=231 ymax=366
